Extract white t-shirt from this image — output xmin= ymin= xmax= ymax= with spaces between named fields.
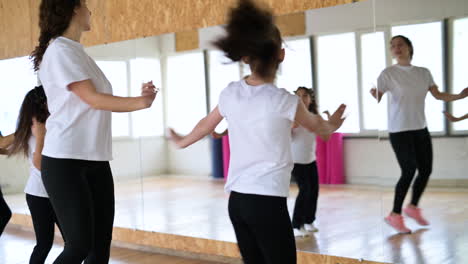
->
xmin=38 ymin=37 xmax=113 ymax=161
xmin=291 ymin=126 xmax=316 ymax=164
xmin=377 ymin=65 xmax=435 ymax=133
xmin=219 ymin=80 xmax=299 ymax=197
xmin=24 ymin=136 xmax=48 ymax=198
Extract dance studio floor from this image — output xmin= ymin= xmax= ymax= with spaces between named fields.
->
xmin=4 ymin=176 xmax=468 ymax=264
xmin=0 ymin=227 xmax=216 ymax=264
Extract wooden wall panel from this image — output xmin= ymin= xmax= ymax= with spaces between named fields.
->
xmin=82 ymin=0 xmax=108 ymax=46
xmin=175 ymin=30 xmax=200 ymax=52
xmin=0 ymin=0 xmax=363 ymax=60
xmin=276 ymin=12 xmax=306 ymax=37
xmin=0 ymin=0 xmax=34 ymax=58
xmin=29 ymin=0 xmax=40 ymax=52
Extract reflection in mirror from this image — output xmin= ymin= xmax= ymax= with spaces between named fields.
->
xmin=371 ymin=0 xmax=468 ymax=263
xmin=2 ymin=0 xmax=467 ymax=263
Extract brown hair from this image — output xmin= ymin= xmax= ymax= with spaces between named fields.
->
xmin=213 ymin=0 xmax=282 ymax=79
xmin=30 ymin=0 xmax=81 ymax=71
xmin=391 ymin=35 xmax=414 ymax=59
xmin=295 ymin=87 xmax=318 ymax=114
xmin=9 ymin=86 xmax=49 ymax=157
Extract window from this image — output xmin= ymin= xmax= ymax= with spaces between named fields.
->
xmin=130 ymin=58 xmax=164 ymax=137
xmin=96 ymin=61 xmax=130 ymax=137
xmin=208 ymin=50 xmax=240 ymax=132
xmin=0 ymin=56 xmax=37 ymax=135
xmin=316 ymin=33 xmax=360 ymax=133
xmin=452 ymin=17 xmax=468 ymax=132
xmin=276 ymin=38 xmax=313 ymax=92
xmin=360 ymin=31 xmax=388 ymax=131
xmin=166 ymin=52 xmax=207 ymax=134
xmin=392 ymin=21 xmax=444 ymax=133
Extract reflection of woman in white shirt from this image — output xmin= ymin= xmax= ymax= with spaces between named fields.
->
xmin=8 ymin=86 xmax=65 ymax=263
xmin=291 ymin=87 xmax=320 ymax=237
xmin=30 ymin=1 xmax=157 ymax=262
xmin=371 ymin=35 xmax=468 ymax=234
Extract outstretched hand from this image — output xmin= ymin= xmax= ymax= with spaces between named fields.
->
xmin=167 ymin=128 xmax=184 ymax=148
xmin=328 ymin=104 xmax=347 ymax=132
xmin=444 ymin=111 xmax=460 ymax=122
xmin=460 ymin=87 xmax=468 ymax=98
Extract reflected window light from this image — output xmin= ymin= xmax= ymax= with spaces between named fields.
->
xmin=317 ymin=33 xmax=360 ymax=133
xmin=96 ymin=61 xmax=130 ymax=137
xmin=0 ymin=56 xmax=37 ymax=134
xmin=130 ymin=58 xmax=164 ymax=137
xmin=208 ymin=50 xmax=240 ymax=133
xmin=166 ymin=52 xmax=207 ymax=135
xmin=276 ymin=38 xmax=313 ymax=92
xmin=360 ymin=32 xmax=388 ymax=131
xmin=452 ymin=17 xmax=468 ymax=132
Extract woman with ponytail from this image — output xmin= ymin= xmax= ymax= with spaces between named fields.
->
xmin=168 ymin=1 xmax=346 ymax=263
xmin=31 ymin=1 xmax=158 ymax=263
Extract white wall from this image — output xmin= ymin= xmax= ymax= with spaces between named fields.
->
xmin=345 ymin=137 xmax=468 ymax=187
xmin=0 ymin=156 xmax=29 ymax=194
xmin=0 ymin=138 xmax=168 ymax=194
xmin=111 ymin=138 xmax=168 ymax=181
xmin=168 ymin=138 xmax=211 ymax=176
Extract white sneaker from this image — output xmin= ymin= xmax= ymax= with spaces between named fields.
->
xmin=293 ymin=227 xmax=309 ymax=237
xmin=304 ymin=223 xmax=318 ymax=232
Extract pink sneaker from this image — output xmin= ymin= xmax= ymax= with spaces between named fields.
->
xmin=385 ymin=214 xmax=411 ymax=234
xmin=404 ymin=206 xmax=429 ymax=226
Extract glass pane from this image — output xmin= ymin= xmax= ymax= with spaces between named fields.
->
xmin=392 ymin=21 xmax=444 ymax=132
xmin=130 ymin=58 xmax=164 ymax=137
xmin=360 ymin=32 xmax=388 ymax=131
xmin=452 ymin=17 xmax=468 ymax=131
xmin=208 ymin=50 xmax=240 ymax=132
xmin=166 ymin=52 xmax=207 ymax=134
xmin=0 ymin=56 xmax=37 ymax=134
xmin=317 ymin=33 xmax=360 ymax=133
xmin=96 ymin=61 xmax=130 ymax=137
xmin=276 ymin=38 xmax=313 ymax=92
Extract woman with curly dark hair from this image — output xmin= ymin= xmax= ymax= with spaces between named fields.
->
xmin=31 ymin=0 xmax=157 ymax=263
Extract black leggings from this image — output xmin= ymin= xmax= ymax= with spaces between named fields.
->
xmin=292 ymin=161 xmax=319 ymax=229
xmin=228 ymin=191 xmax=296 ymax=264
xmin=0 ymin=186 xmax=12 ymax=236
xmin=389 ymin=127 xmax=433 ymax=214
xmin=26 ymin=194 xmax=64 ymax=264
xmin=41 ymin=156 xmax=115 ymax=264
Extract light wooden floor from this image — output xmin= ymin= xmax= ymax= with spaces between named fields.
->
xmin=4 ymin=176 xmax=468 ymax=264
xmin=0 ymin=227 xmax=216 ymax=264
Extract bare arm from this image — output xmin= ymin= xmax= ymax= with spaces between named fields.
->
xmin=444 ymin=111 xmax=468 ymax=122
xmin=169 ymin=106 xmax=224 ymax=148
xmin=69 ymin=80 xmax=157 ymax=112
xmin=294 ymin=101 xmax=346 ymax=139
xmin=430 ymin=85 xmax=468 ymax=102
xmin=0 ymin=133 xmax=15 ymax=149
xmin=31 ymin=118 xmax=46 ymax=170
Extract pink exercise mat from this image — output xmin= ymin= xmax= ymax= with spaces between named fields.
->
xmin=222 ymin=135 xmax=230 ymax=180
xmin=316 ymin=133 xmax=345 ymax=184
